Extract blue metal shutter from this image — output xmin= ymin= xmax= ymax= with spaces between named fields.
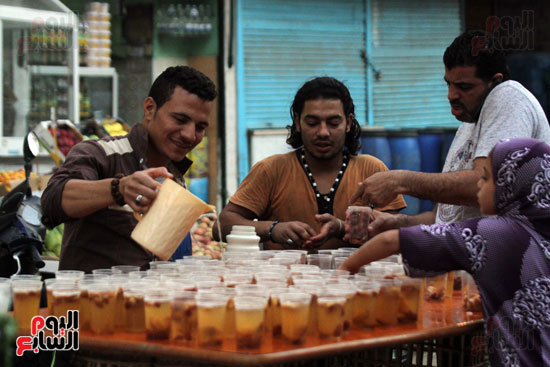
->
xmin=370 ymin=0 xmax=462 ymax=128
xmin=236 ymin=0 xmax=367 ymax=181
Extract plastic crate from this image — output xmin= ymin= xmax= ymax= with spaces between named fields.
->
xmin=73 ymin=326 xmax=489 ymax=367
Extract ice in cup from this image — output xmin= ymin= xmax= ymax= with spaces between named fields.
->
xmin=424 ymin=273 xmax=447 ymax=302
xmin=170 ymin=290 xmax=197 ymax=343
xmin=353 ymin=280 xmax=378 ymax=328
xmin=234 ymin=296 xmax=268 ymax=349
xmin=88 ymin=282 xmax=116 ymax=334
xmin=375 ymin=279 xmax=401 ymax=326
xmin=144 ymin=289 xmax=172 ymax=340
xmin=279 ymin=292 xmax=311 ymax=345
xmin=347 ymin=206 xmax=372 ymax=245
xmin=196 ymin=293 xmax=228 ymax=347
xmin=124 ymin=286 xmax=145 ymax=333
xmin=398 ymin=278 xmax=422 ymax=323
xmin=12 ymin=279 xmax=42 ymax=332
xmin=52 ymin=282 xmax=80 ymax=319
xmin=317 ymin=295 xmax=345 ymax=339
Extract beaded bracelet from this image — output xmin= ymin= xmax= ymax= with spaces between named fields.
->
xmin=268 ymin=220 xmax=279 ymax=242
xmin=110 ymin=173 xmax=126 ymax=206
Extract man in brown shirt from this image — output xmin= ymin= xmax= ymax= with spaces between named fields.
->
xmin=41 ymin=66 xmax=217 ymax=272
xmin=217 ymin=77 xmax=406 ymax=250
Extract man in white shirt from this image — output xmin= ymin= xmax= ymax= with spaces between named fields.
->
xmin=350 ymin=30 xmax=550 ymax=235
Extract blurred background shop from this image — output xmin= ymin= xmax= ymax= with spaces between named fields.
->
xmin=1 ymin=0 xmax=549 ymax=213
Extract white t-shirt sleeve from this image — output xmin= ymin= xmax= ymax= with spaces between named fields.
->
xmin=474 ymin=81 xmax=546 ymax=158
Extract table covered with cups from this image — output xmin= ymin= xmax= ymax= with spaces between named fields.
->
xmin=7 ymin=249 xmax=488 ymax=367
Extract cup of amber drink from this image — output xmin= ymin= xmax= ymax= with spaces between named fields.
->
xmin=110 ymin=275 xmax=129 ymax=330
xmin=218 ymin=287 xmax=236 ymax=340
xmin=234 ymin=296 xmax=268 ymax=349
xmin=316 ymin=294 xmax=345 ymax=339
xmin=269 ymin=288 xmax=288 ymax=338
xmin=79 ymin=279 xmax=96 ymax=332
xmin=353 ymin=280 xmax=378 ymax=328
xmin=424 ymin=273 xmax=447 ymax=302
xmin=88 ymin=282 xmax=116 ymax=334
xmin=398 ymin=278 xmax=422 ymax=323
xmin=52 ymin=282 xmax=80 ymax=319
xmin=325 ymin=285 xmax=356 ymax=332
xmin=124 ymin=285 xmax=145 ymax=333
xmin=12 ymin=279 xmax=42 ymax=332
xmin=375 ymin=279 xmax=401 ymax=326
xmin=44 ymin=278 xmax=66 ymax=315
xmin=196 ymin=293 xmax=228 ymax=347
xmin=347 ymin=205 xmax=372 ymax=245
xmin=144 ymin=289 xmax=172 ymax=340
xmin=170 ymin=290 xmax=197 ymax=344
xmin=279 ymin=292 xmax=311 ymax=345
xmin=291 ymin=284 xmax=320 ymax=338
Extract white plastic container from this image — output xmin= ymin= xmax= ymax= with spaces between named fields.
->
xmin=225 ymin=225 xmax=260 ymax=253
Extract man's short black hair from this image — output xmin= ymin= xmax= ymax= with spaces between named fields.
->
xmin=148 ymin=66 xmax=217 ymax=109
xmin=443 ymin=30 xmax=510 ymax=82
xmin=287 ymin=76 xmax=362 ymax=155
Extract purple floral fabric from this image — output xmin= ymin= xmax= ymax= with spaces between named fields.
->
xmin=399 ymin=138 xmax=550 ymax=367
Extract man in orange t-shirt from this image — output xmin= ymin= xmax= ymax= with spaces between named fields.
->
xmin=217 ymin=77 xmax=406 ymax=250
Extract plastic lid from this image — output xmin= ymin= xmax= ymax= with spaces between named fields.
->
xmin=231 ymin=225 xmax=255 ymax=233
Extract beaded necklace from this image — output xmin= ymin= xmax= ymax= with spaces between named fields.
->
xmin=297 ymin=148 xmax=349 ymax=214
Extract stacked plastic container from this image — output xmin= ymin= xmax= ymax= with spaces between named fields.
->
xmin=86 ymin=2 xmax=111 ymax=67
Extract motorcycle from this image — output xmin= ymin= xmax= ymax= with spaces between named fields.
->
xmin=0 ymin=132 xmax=45 ymax=277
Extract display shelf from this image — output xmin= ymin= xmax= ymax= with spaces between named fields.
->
xmin=29 ymin=65 xmax=117 ymax=78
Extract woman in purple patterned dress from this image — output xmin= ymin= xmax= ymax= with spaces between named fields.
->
xmin=341 ymin=137 xmax=550 ymax=367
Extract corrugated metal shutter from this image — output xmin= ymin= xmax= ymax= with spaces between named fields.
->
xmin=236 ymin=0 xmax=367 ymax=180
xmin=370 ymin=0 xmax=462 ymax=128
